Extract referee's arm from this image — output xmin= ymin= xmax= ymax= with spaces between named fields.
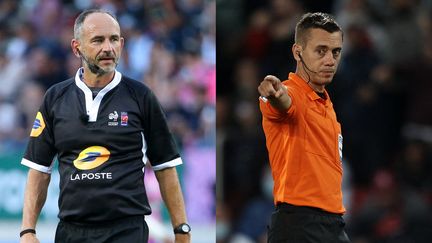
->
xmin=155 ymin=167 xmax=190 ymax=243
xmin=258 ymin=75 xmax=291 ymax=112
xmin=21 ymin=168 xmax=51 ymax=243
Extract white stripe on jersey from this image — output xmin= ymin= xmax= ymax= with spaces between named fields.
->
xmin=140 ymin=132 xmax=183 ymax=170
xmin=140 ymin=132 xmax=148 ymax=166
xmin=152 ymin=157 xmax=183 ymax=171
xmin=21 ymin=157 xmax=56 ymax=174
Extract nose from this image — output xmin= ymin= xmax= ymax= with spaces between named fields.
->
xmin=323 ymin=52 xmax=336 ymax=66
xmin=102 ymin=39 xmax=113 ymax=53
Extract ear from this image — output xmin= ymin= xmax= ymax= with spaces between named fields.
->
xmin=120 ymin=37 xmax=125 ymax=49
xmin=292 ymin=44 xmax=302 ymax=62
xmin=71 ymin=39 xmax=81 ymax=58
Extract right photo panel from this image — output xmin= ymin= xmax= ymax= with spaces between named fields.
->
xmin=217 ymin=0 xmax=432 ymax=242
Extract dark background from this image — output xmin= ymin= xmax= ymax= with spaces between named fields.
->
xmin=217 ymin=0 xmax=432 ymax=242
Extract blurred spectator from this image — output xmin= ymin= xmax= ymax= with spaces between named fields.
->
xmin=0 ymin=0 xmax=19 ymax=25
xmin=394 ymin=140 xmax=432 ymax=194
xmin=377 ymin=0 xmax=423 ymax=65
xmin=222 ymin=100 xmax=267 ymax=223
xmin=0 ymin=101 xmax=18 ymax=147
xmin=27 ymin=46 xmax=68 ymax=90
xmin=228 ymin=166 xmax=274 ymax=243
xmin=332 ymin=23 xmax=403 ymax=186
xmin=398 ymin=33 xmax=432 ymax=143
xmin=260 ymin=0 xmax=304 ymax=79
xmin=7 ymin=21 xmax=39 ymax=59
xmin=15 ymin=81 xmax=45 ymax=138
xmin=241 ymin=9 xmax=271 ymax=60
xmin=348 ymin=169 xmax=432 ymax=242
xmin=0 ymin=46 xmax=28 ymax=101
xmin=29 ymin=0 xmax=64 ymax=37
xmin=232 ymin=58 xmax=261 ymax=102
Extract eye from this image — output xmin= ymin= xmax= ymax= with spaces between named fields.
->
xmin=110 ymin=36 xmax=121 ymax=43
xmin=317 ymin=49 xmax=326 ymax=56
xmin=332 ymin=49 xmax=341 ymax=58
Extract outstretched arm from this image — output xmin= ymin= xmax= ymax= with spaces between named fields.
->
xmin=258 ymin=75 xmax=292 ymax=112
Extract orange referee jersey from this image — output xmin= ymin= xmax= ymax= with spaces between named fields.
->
xmin=259 ymin=72 xmax=345 ymax=214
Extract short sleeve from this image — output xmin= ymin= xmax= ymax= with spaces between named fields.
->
xmin=141 ymin=90 xmax=182 ymax=171
xmin=21 ymin=93 xmax=57 ymax=173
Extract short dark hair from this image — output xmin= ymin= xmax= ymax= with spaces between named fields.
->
xmin=74 ymin=9 xmax=119 ymax=40
xmin=295 ymin=12 xmax=342 ymax=46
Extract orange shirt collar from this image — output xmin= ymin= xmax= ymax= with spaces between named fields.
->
xmin=288 ymin=72 xmax=329 ymax=104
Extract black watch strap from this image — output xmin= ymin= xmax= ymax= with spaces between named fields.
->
xmin=20 ymin=229 xmax=36 ymax=237
xmin=173 ymin=223 xmax=191 ymax=234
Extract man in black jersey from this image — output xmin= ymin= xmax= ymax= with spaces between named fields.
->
xmin=20 ymin=9 xmax=190 ymax=243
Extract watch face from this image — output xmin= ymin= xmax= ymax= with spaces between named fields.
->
xmin=181 ymin=224 xmax=190 ymax=232
xmin=174 ymin=223 xmax=191 ymax=234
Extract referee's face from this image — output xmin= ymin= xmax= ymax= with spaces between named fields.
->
xmin=79 ymin=12 xmax=124 ymax=74
xmin=300 ymin=28 xmax=342 ymax=88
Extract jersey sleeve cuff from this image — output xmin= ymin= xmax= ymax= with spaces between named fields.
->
xmin=152 ymin=157 xmax=183 ymax=171
xmin=21 ymin=158 xmax=52 ymax=174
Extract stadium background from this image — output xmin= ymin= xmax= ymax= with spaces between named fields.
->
xmin=217 ymin=0 xmax=432 ymax=242
xmin=0 ymin=0 xmax=215 ymax=242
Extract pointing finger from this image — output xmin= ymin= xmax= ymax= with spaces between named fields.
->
xmin=264 ymin=75 xmax=280 ymax=84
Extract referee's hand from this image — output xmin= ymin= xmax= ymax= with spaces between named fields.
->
xmin=258 ymin=75 xmax=286 ymax=99
xmin=20 ymin=233 xmax=39 ymax=243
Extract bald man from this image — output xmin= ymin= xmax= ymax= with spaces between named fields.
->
xmin=20 ymin=9 xmax=190 ymax=243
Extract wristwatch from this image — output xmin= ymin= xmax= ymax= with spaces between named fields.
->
xmin=173 ymin=223 xmax=191 ymax=234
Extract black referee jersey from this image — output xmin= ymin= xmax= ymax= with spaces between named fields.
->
xmin=21 ymin=68 xmax=182 ymax=224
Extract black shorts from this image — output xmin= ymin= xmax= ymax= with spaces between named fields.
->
xmin=55 ymin=215 xmax=149 ymax=243
xmin=267 ymin=203 xmax=351 ymax=243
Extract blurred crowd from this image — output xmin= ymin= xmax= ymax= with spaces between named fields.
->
xmin=217 ymin=0 xmax=432 ymax=242
xmin=0 ymin=0 xmax=215 ymax=238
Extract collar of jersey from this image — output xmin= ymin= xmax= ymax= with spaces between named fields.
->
xmin=74 ymin=67 xmax=122 ymax=122
xmin=288 ymin=72 xmax=329 ymax=104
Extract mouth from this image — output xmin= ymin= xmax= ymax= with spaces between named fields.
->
xmin=321 ymin=70 xmax=335 ymax=75
xmin=98 ymin=58 xmax=115 ymax=64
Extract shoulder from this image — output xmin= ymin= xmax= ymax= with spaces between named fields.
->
xmin=120 ymin=75 xmax=158 ymax=103
xmin=283 ymin=79 xmax=303 ymax=100
xmin=283 ymin=79 xmax=301 ymax=92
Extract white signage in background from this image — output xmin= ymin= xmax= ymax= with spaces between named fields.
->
xmin=0 ymin=170 xmax=59 ymax=220
xmin=0 ymin=170 xmax=25 ymax=214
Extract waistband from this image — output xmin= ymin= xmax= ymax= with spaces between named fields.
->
xmin=60 ymin=215 xmax=145 ymax=228
xmin=276 ymin=202 xmax=343 ymax=217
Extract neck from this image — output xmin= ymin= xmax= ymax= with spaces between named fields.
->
xmin=295 ymin=66 xmax=325 ymax=93
xmin=82 ymin=67 xmax=115 ymax=88
xmin=308 ymin=82 xmax=325 ymax=93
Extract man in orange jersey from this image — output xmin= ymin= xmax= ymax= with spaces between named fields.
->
xmin=258 ymin=12 xmax=350 ymax=242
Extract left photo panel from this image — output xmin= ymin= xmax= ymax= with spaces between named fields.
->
xmin=0 ymin=1 xmax=215 ymax=242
